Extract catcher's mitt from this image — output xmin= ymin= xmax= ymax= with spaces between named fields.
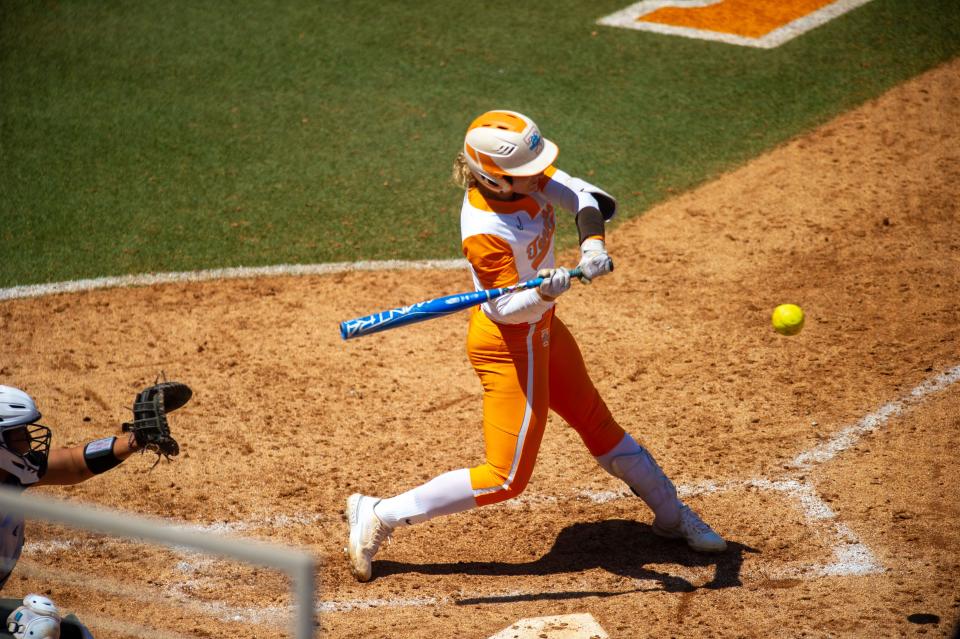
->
xmin=122 ymin=382 xmax=190 ymax=462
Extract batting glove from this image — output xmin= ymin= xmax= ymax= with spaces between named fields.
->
xmin=577 ymin=238 xmax=614 ymax=284
xmin=537 ymin=267 xmax=572 ymax=301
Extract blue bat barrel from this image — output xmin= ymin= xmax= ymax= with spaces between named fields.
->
xmin=338 ymin=268 xmax=582 ymax=340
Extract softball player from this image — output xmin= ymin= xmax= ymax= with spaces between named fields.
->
xmin=0 ymin=384 xmax=179 ymax=637
xmin=346 ymin=110 xmax=725 ymax=582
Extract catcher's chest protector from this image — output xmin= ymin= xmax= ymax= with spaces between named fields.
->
xmin=0 ymin=512 xmax=25 ymax=590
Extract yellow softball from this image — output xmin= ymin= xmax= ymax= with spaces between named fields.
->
xmin=772 ymin=304 xmax=805 ymax=336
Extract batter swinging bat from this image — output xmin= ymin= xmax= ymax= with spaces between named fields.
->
xmin=340 ymin=267 xmax=584 ymax=340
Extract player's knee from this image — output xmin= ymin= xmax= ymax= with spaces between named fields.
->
xmin=574 ymin=413 xmax=625 ymax=457
xmin=472 ymin=464 xmax=531 ymax=505
xmin=565 ymin=395 xmax=626 ymax=457
xmin=481 ymin=480 xmax=527 ymax=505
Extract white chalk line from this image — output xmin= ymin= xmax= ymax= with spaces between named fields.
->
xmin=19 ymin=363 xmax=960 ymax=628
xmin=685 ymin=479 xmax=879 ymax=578
xmin=14 ymin=558 xmax=230 ymax=639
xmin=23 ymin=511 xmax=333 ymax=554
xmin=0 ymin=259 xmax=469 ymax=301
xmin=5 ymin=265 xmax=957 ymax=622
xmin=19 ymin=362 xmax=959 ymax=625
xmin=65 ymin=614 xmax=192 ymax=639
xmin=791 ymin=364 xmax=960 ymax=469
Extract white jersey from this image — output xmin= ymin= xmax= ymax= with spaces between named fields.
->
xmin=0 ymin=483 xmax=26 ymax=590
xmin=460 ymin=166 xmax=613 ymax=324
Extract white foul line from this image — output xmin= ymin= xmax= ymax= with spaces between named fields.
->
xmin=0 ymin=259 xmax=469 ymax=301
xmin=791 ymin=365 xmax=960 ymax=469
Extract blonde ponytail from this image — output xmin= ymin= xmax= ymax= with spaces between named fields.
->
xmin=452 ymin=152 xmax=477 ymax=190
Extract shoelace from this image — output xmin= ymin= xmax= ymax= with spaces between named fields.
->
xmin=370 ymin=520 xmax=393 ymax=550
xmin=680 ymin=505 xmax=713 ymax=534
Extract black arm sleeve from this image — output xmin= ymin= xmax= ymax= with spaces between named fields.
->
xmin=575 ymin=206 xmax=605 ymax=245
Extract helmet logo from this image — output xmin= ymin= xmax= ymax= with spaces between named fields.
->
xmin=525 ymin=129 xmax=542 ymax=152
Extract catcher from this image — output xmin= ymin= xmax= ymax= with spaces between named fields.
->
xmin=0 ymin=382 xmax=188 ymax=611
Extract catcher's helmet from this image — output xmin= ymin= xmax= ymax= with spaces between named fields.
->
xmin=0 ymin=386 xmax=51 ymax=484
xmin=6 ymin=594 xmax=61 ymax=639
xmin=463 ymin=110 xmax=558 ymax=194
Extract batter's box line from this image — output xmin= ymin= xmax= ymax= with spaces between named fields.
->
xmin=790 ymin=364 xmax=960 ymax=470
xmin=579 ymin=363 xmax=960 ymax=579
xmin=19 ymin=364 xmax=960 ymax=621
xmin=691 ymin=479 xmax=881 ymax=578
xmin=574 ymin=477 xmax=879 ymax=578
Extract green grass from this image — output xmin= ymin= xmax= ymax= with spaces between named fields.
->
xmin=1 ymin=0 xmax=958 ymax=286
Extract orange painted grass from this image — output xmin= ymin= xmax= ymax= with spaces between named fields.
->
xmin=638 ymin=0 xmax=838 ymax=38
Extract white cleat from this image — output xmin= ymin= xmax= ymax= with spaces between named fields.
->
xmin=344 ymin=493 xmax=393 ymax=582
xmin=653 ymin=503 xmax=727 ymax=553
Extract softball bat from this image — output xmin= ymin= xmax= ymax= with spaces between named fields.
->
xmin=339 ymin=267 xmax=583 ymax=340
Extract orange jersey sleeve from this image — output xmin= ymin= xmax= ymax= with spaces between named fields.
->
xmin=462 ymin=233 xmax=519 ymax=290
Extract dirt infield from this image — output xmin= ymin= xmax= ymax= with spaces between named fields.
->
xmin=2 ymin=59 xmax=958 ymax=638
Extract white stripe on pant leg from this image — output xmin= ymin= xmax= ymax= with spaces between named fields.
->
xmin=474 ymin=323 xmax=538 ymax=498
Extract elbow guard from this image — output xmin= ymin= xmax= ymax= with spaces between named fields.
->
xmin=565 ymin=177 xmax=618 ymax=221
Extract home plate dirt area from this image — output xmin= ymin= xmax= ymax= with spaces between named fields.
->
xmin=3 ymin=60 xmax=958 ymax=638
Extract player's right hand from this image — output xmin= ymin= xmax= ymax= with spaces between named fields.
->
xmin=537 ymin=267 xmax=571 ymax=301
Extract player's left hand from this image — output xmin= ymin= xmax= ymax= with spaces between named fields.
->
xmin=577 ymin=239 xmax=614 ymax=284
xmin=122 ymin=381 xmax=190 ymax=463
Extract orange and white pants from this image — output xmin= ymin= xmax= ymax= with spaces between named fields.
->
xmin=467 ymin=306 xmax=625 ymax=505
xmin=372 ymin=307 xmax=681 ymax=529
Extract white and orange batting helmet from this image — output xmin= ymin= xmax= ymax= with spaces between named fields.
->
xmin=463 ymin=110 xmax=558 ymax=194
